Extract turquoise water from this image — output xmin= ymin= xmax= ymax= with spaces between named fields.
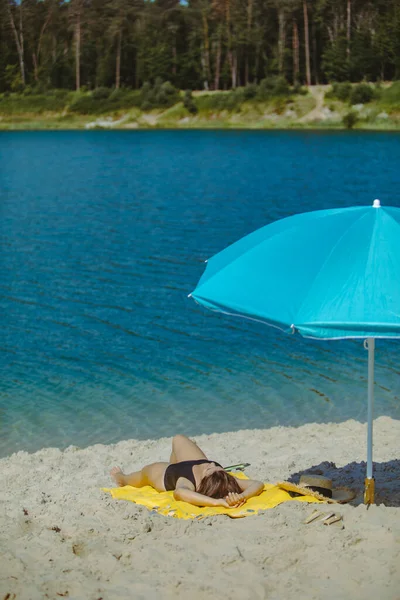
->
xmin=1 ymin=130 xmax=400 ymax=457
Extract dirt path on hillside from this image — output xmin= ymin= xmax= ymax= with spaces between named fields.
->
xmin=298 ymin=85 xmax=329 ymax=123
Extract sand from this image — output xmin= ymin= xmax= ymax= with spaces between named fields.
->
xmin=1 ymin=416 xmax=399 ymax=600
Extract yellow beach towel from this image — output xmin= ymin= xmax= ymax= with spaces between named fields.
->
xmin=103 ymin=473 xmax=321 ymax=520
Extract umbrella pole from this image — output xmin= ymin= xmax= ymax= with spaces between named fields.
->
xmin=364 ymin=337 xmax=375 ymax=505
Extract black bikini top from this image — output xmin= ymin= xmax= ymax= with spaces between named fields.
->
xmin=164 ymin=459 xmax=223 ymax=491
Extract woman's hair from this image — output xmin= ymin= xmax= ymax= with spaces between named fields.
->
xmin=197 ymin=470 xmax=242 ymax=498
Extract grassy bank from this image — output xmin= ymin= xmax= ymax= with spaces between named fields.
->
xmin=0 ymin=81 xmax=399 ymax=131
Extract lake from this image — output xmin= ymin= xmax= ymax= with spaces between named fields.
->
xmin=1 ymin=130 xmax=399 ymax=457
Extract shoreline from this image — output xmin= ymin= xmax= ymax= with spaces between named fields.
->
xmin=2 ymin=84 xmax=399 ymax=131
xmin=1 ymin=120 xmax=399 ymax=132
xmin=2 ymin=414 xmax=400 ymax=463
xmin=1 ymin=416 xmax=399 ymax=599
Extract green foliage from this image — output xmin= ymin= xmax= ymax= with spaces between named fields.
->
xmin=343 ymin=111 xmax=358 ymax=129
xmin=196 ymin=78 xmax=295 ymax=114
xmin=197 ymin=77 xmax=292 ymax=114
xmin=140 ymin=100 xmax=152 ymax=111
xmin=32 ymin=82 xmax=51 ymax=95
xmin=257 ymin=76 xmax=290 ymax=100
xmin=22 ymin=85 xmax=34 ymax=96
xmin=349 ymin=28 xmax=383 ymax=82
xmin=350 ymin=83 xmax=375 ymax=105
xmin=381 ymin=81 xmax=400 ymax=104
xmin=326 ymin=82 xmax=352 ymax=102
xmin=103 ymin=89 xmax=142 ymax=111
xmin=183 ymin=90 xmax=198 ymax=114
xmin=52 ymin=89 xmax=70 ymax=100
xmin=0 ymin=91 xmax=71 ymax=115
xmin=92 ymin=87 xmax=111 ymax=101
xmin=68 ymin=88 xmax=142 ymax=114
xmin=292 ymin=83 xmax=308 ymax=96
xmin=378 ymin=81 xmax=400 ymax=107
xmin=243 ymin=84 xmax=258 ymax=100
xmin=69 ymin=93 xmax=96 ymax=114
xmin=4 ymin=65 xmax=23 ymax=93
xmin=196 ymin=90 xmax=243 ymax=112
xmin=389 ymin=80 xmax=400 ymax=98
xmin=140 ymin=79 xmax=180 ymax=110
xmin=273 ymin=97 xmax=288 ymax=115
xmin=225 ymin=90 xmax=244 ymax=111
xmin=1 ymin=0 xmax=400 ymax=97
xmin=321 ymin=37 xmax=349 ymax=82
xmin=109 ymin=88 xmax=125 ymax=101
xmin=327 ymin=82 xmax=377 ymax=105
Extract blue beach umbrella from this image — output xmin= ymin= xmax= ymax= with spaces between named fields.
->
xmin=190 ymin=200 xmax=400 ymax=504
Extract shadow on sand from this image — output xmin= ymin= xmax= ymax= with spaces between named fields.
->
xmin=288 ymin=459 xmax=400 ymax=507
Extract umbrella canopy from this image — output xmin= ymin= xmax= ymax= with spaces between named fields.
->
xmin=190 ymin=200 xmax=400 ymax=503
xmin=191 ymin=201 xmax=400 ymax=339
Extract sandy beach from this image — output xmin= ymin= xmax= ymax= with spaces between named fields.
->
xmin=1 ymin=416 xmax=399 ymax=600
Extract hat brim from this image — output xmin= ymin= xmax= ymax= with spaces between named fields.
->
xmin=277 ymin=482 xmax=355 ymax=504
xmin=331 ymin=488 xmax=356 ymax=503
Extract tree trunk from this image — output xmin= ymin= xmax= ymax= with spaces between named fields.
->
xmin=214 ymin=34 xmax=221 ymax=90
xmin=292 ymin=19 xmax=299 ymax=86
xmin=53 ymin=35 xmax=57 ymax=64
xmin=19 ymin=3 xmax=25 ymax=86
xmin=311 ymin=17 xmax=318 ymax=84
xmin=6 ymin=1 xmax=25 ymax=86
xmin=135 ymin=51 xmax=140 ymax=89
xmin=202 ymin=11 xmax=210 ymax=89
xmin=116 ymin=30 xmax=121 ymax=88
xmin=303 ymin=0 xmax=311 ymax=86
xmin=200 ymin=52 xmax=208 ymax=90
xmin=33 ymin=53 xmax=39 ymax=82
xmin=232 ymin=51 xmax=237 ymax=88
xmin=225 ymin=0 xmax=236 ymax=88
xmin=227 ymin=50 xmax=237 ymax=89
xmin=172 ymin=39 xmax=177 ymax=76
xmin=254 ymin=41 xmax=261 ymax=83
xmin=245 ymin=0 xmax=253 ymax=85
xmin=36 ymin=7 xmax=52 ymax=79
xmin=346 ymin=0 xmax=351 ymax=59
xmin=227 ymin=49 xmax=235 ymax=87
xmin=278 ymin=9 xmax=286 ymax=75
xmin=75 ymin=8 xmax=81 ymax=91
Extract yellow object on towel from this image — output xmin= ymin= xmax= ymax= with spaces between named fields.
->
xmin=102 ymin=473 xmax=321 ymax=520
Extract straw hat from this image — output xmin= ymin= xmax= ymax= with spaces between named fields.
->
xmin=277 ymin=474 xmax=355 ymax=504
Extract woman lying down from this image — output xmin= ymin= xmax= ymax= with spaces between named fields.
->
xmin=111 ymin=434 xmax=264 ymax=508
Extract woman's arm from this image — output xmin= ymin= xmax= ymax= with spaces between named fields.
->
xmin=224 ymin=478 xmax=264 ymax=507
xmin=237 ymin=478 xmax=264 ymax=500
xmin=174 ymin=486 xmax=229 ymax=507
xmin=173 ymin=478 xmax=264 ymax=508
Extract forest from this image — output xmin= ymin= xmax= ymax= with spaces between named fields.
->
xmin=1 ymin=0 xmax=400 ymax=94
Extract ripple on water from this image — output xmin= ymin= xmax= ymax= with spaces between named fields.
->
xmin=1 ymin=131 xmax=400 ymax=456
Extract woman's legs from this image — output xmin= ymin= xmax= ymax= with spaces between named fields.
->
xmin=169 ymin=434 xmax=208 ymax=463
xmin=110 ymin=435 xmax=207 ymax=491
xmin=110 ymin=462 xmax=169 ymax=492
